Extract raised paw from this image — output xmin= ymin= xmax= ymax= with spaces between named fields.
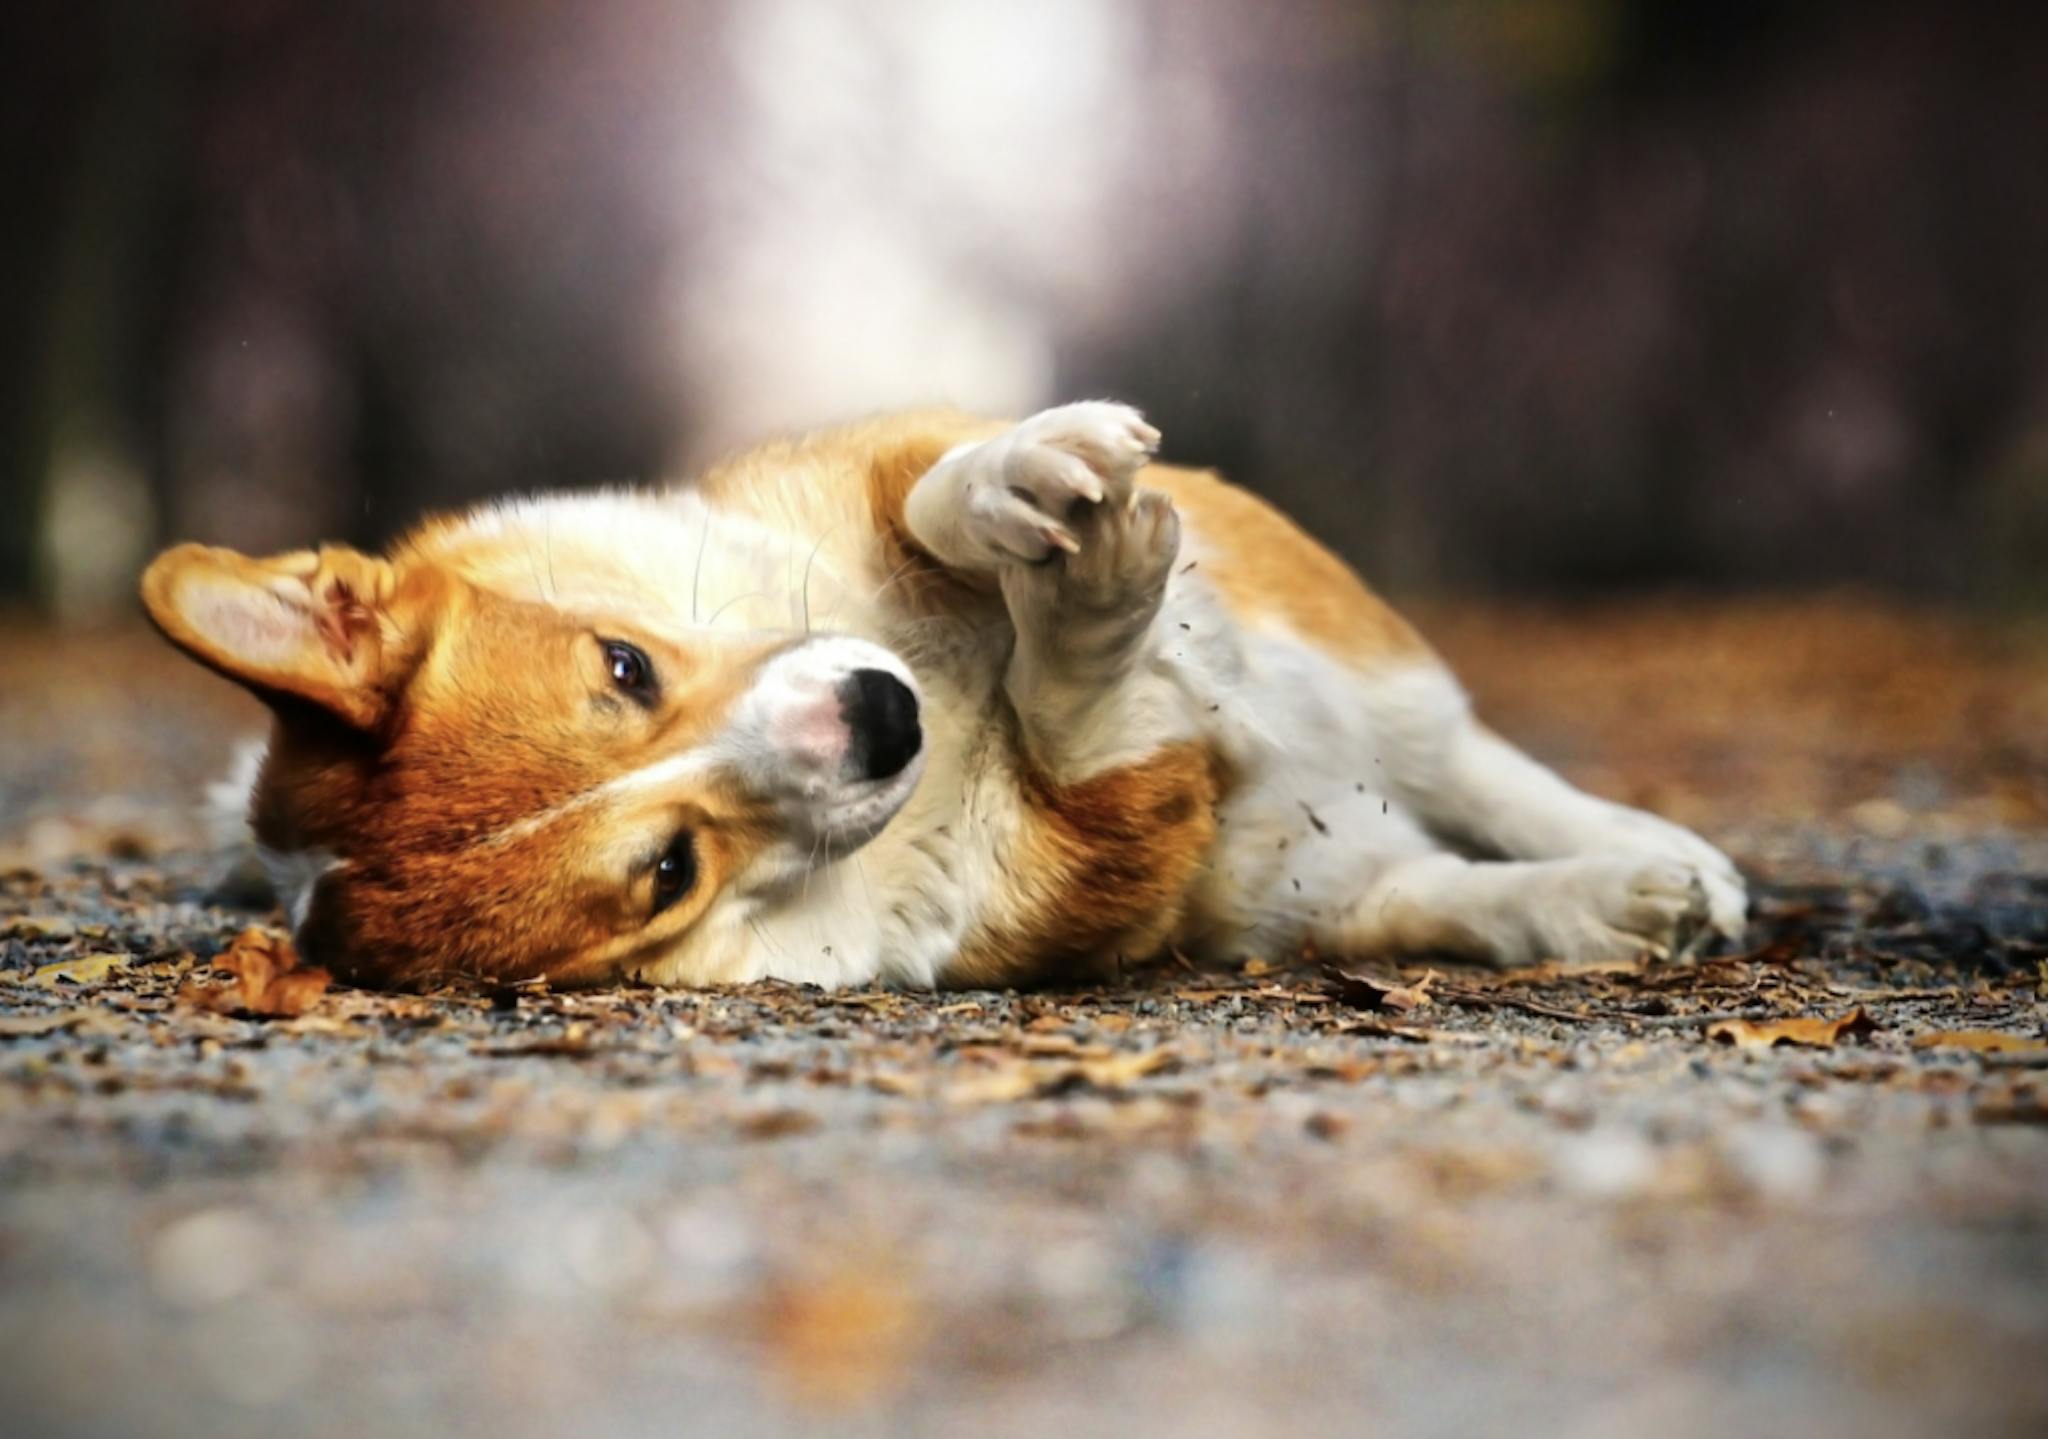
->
xmin=1000 ymin=488 xmax=1181 ymax=666
xmin=1058 ymin=487 xmax=1182 ymax=609
xmin=964 ymin=402 xmax=1159 ymax=564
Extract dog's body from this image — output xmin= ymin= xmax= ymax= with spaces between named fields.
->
xmin=142 ymin=403 xmax=1745 ymax=989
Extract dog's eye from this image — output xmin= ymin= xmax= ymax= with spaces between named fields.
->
xmin=602 ymin=640 xmax=656 ymax=699
xmin=652 ymin=833 xmax=696 ymax=916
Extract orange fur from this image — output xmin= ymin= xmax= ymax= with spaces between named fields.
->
xmin=948 ymin=741 xmax=1222 ymax=987
xmin=1152 ymin=464 xmax=1431 ymax=667
xmin=140 ymin=406 xmax=1446 ymax=991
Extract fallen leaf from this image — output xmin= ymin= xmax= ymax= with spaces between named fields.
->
xmin=737 ymin=1108 xmax=823 ymax=1141
xmin=1069 ymin=1047 xmax=1178 ymax=1090
xmin=1706 ymin=1007 xmax=1877 ymax=1052
xmin=1324 ymin=965 xmax=1438 ymax=1014
xmin=940 ymin=1068 xmax=1041 ymax=1106
xmin=1910 ymin=1030 xmax=2048 ymax=1057
xmin=473 ymin=1023 xmax=600 ymax=1058
xmin=940 ymin=1047 xmax=1179 ymax=1105
xmin=29 ymin=952 xmax=128 ymax=987
xmin=864 ymin=1070 xmax=925 ymax=1098
xmin=178 ymin=928 xmax=331 ymax=1018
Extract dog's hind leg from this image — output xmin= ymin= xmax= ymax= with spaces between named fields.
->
xmin=1317 ymin=851 xmax=1717 ymax=969
xmin=1356 ymin=667 xmax=1748 ymax=943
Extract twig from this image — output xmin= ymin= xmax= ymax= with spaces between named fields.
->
xmin=1432 ymin=986 xmax=1606 ymax=1024
xmin=1435 ymin=985 xmax=1769 ymax=1030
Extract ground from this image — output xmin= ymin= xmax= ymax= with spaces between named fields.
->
xmin=2 ymin=599 xmax=2045 ymax=1439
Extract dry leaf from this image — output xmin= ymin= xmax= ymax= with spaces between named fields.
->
xmin=1070 ymin=1047 xmax=1178 ymax=1090
xmin=29 ymin=952 xmax=128 ymax=987
xmin=178 ymin=928 xmax=331 ymax=1018
xmin=941 ymin=1068 xmax=1041 ymax=1106
xmin=1707 ymin=1007 xmax=1877 ymax=1052
xmin=1910 ymin=1030 xmax=2048 ymax=1057
xmin=737 ymin=1108 xmax=823 ymax=1141
xmin=941 ymin=1047 xmax=1178 ymax=1105
xmin=1325 ymin=965 xmax=1438 ymax=1014
xmin=864 ymin=1070 xmax=925 ymax=1098
xmin=474 ymin=1022 xmax=600 ymax=1058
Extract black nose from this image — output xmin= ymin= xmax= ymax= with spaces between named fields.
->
xmin=839 ymin=669 xmax=922 ymax=781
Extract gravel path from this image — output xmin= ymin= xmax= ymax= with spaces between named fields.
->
xmin=2 ymin=604 xmax=2044 ymax=1439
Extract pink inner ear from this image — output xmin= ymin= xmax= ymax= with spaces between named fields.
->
xmin=191 ymin=583 xmax=314 ymax=670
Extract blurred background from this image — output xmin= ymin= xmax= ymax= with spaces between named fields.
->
xmin=6 ymin=12 xmax=2048 ymax=1438
xmin=6 ymin=0 xmax=2048 ymax=619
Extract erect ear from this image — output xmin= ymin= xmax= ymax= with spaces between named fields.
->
xmin=140 ymin=542 xmax=424 ymax=730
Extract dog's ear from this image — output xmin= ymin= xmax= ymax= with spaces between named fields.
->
xmin=140 ymin=543 xmax=427 ymax=731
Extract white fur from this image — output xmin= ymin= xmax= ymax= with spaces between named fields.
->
xmin=251 ymin=402 xmax=1746 ymax=982
xmin=256 ymin=843 xmax=343 ymax=934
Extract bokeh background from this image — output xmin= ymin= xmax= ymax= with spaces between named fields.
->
xmin=6 ymin=11 xmax=2048 ymax=1439
xmin=8 ymin=0 xmax=2048 ymax=621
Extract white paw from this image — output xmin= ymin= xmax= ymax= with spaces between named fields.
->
xmin=1536 ymin=856 xmax=1717 ymax=965
xmin=964 ymin=402 xmax=1160 ymax=563
xmin=1588 ymin=809 xmax=1748 ymax=944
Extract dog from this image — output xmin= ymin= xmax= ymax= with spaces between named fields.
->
xmin=140 ymin=402 xmax=1747 ymax=989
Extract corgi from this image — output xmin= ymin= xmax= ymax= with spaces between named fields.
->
xmin=140 ymin=402 xmax=1746 ymax=990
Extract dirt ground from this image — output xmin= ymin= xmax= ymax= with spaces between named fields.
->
xmin=3 ymin=599 xmax=2046 ymax=1439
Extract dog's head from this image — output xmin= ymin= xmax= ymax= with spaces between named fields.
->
xmin=140 ymin=540 xmax=924 ymax=987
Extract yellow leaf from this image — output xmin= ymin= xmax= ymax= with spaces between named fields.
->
xmin=29 ymin=953 xmax=128 ymax=987
xmin=1707 ymin=1007 xmax=1877 ymax=1052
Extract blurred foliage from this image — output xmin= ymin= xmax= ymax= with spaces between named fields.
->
xmin=4 ymin=0 xmax=2045 ymax=613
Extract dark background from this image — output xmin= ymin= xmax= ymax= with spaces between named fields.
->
xmin=7 ymin=0 xmax=2047 ymax=618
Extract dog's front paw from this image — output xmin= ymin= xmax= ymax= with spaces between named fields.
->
xmin=958 ymin=402 xmax=1160 ymax=564
xmin=1059 ymin=487 xmax=1182 ymax=608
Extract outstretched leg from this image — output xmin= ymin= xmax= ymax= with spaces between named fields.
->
xmin=1321 ymin=851 xmax=1718 ymax=968
xmin=1427 ymin=721 xmax=1747 ymax=940
xmin=1356 ymin=667 xmax=1748 ymax=943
